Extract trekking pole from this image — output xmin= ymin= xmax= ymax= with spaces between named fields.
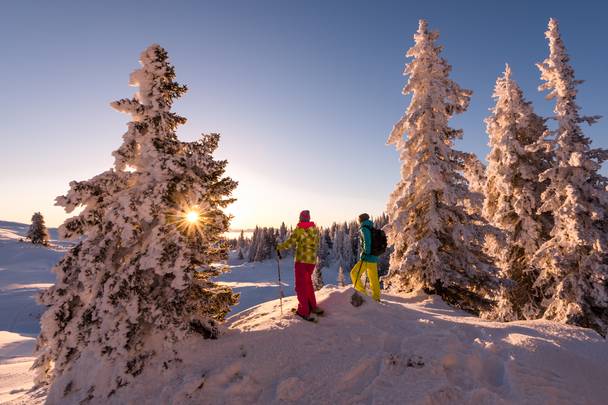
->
xmin=276 ymin=251 xmax=284 ymax=315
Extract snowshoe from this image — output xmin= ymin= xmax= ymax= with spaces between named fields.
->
xmin=291 ymin=308 xmax=318 ymax=322
xmin=295 ymin=312 xmax=318 ymax=323
xmin=312 ymin=307 xmax=325 ymax=316
xmin=351 ymin=291 xmax=365 ymax=307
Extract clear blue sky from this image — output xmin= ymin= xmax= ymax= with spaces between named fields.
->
xmin=1 ymin=0 xmax=606 ymax=230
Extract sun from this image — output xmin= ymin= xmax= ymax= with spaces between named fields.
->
xmin=185 ymin=210 xmax=200 ymax=224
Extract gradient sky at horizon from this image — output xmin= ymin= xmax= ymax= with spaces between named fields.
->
xmin=1 ymin=0 xmax=607 ymax=230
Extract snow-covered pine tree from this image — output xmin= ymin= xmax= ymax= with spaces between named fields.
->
xmin=279 ymin=222 xmax=288 ymax=242
xmin=33 ymin=45 xmax=238 ymax=399
xmin=254 ymin=228 xmax=268 ymax=261
xmin=236 ymin=230 xmax=246 ymax=251
xmin=332 ymin=225 xmax=344 ymax=267
xmin=337 ymin=265 xmax=345 ymax=287
xmin=462 ymin=153 xmax=487 ymax=217
xmin=384 ymin=20 xmax=499 ymax=314
xmin=268 ymin=227 xmax=278 ymax=259
xmin=483 ymin=64 xmax=552 ymax=320
xmin=349 ymin=222 xmax=359 ymax=264
xmin=248 ymin=226 xmax=260 ymax=262
xmin=318 ymin=228 xmax=331 ymax=270
xmin=313 ymin=259 xmax=324 ymax=291
xmin=27 ymin=212 xmax=50 ymax=245
xmin=323 ymin=227 xmax=333 ymax=250
xmin=530 ymin=19 xmax=608 ymax=335
xmin=341 ymin=229 xmax=355 ymax=269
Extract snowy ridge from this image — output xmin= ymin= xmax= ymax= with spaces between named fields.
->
xmin=40 ymin=286 xmax=608 ymax=404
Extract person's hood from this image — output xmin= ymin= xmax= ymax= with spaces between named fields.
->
xmin=360 ymin=219 xmax=374 ymax=228
xmin=297 ymin=221 xmax=316 ymax=229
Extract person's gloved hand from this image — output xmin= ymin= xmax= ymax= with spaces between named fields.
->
xmin=276 ymin=248 xmax=282 ymax=259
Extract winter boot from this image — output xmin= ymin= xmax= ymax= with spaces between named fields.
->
xmin=295 ymin=311 xmax=318 ymax=323
xmin=312 ymin=307 xmax=325 ymax=316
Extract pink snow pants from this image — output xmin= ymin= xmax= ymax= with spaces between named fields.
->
xmin=294 ymin=262 xmax=318 ymax=317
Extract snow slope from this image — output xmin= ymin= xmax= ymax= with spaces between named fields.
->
xmin=217 ymin=256 xmax=345 ymax=314
xmin=2 ymin=226 xmax=607 ymax=404
xmin=0 ymin=221 xmax=67 ymax=335
xmin=42 ymin=287 xmax=608 ymax=404
xmin=0 ymin=221 xmax=66 ymax=404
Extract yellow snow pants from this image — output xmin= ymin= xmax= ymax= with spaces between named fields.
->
xmin=350 ymin=261 xmax=380 ymax=301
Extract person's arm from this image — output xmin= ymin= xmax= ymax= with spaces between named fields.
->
xmin=277 ymin=229 xmax=296 ymax=251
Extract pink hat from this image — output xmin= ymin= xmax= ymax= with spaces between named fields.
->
xmin=299 ymin=210 xmax=311 ymax=222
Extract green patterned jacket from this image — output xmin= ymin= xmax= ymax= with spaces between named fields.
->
xmin=277 ymin=222 xmax=319 ymax=265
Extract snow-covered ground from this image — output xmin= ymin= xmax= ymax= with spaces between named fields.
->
xmin=0 ymin=221 xmax=68 ymax=404
xmin=42 ymin=288 xmax=608 ymax=404
xmin=2 ymin=220 xmax=608 ymax=404
xmin=218 ymin=255 xmax=345 ymax=314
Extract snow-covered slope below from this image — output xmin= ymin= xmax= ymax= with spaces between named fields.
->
xmin=44 ymin=287 xmax=608 ymax=404
xmin=0 ymin=221 xmax=67 ymax=335
xmin=0 ymin=220 xmax=66 ymax=404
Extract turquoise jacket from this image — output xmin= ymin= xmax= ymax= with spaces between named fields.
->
xmin=359 ymin=219 xmax=379 ymax=263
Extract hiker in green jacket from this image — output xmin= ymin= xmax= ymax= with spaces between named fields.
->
xmin=350 ymin=213 xmax=381 ymax=301
xmin=276 ymin=210 xmax=323 ymax=322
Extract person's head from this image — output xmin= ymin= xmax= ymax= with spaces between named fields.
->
xmin=299 ymin=210 xmax=311 ymax=223
xmin=358 ymin=213 xmax=370 ymax=224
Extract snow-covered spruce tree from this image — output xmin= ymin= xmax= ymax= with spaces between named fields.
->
xmin=341 ymin=230 xmax=355 ymax=269
xmin=27 ymin=212 xmax=50 ymax=245
xmin=279 ymin=222 xmax=288 ymax=242
xmin=322 ymin=228 xmax=333 ymax=250
xmin=33 ymin=45 xmax=238 ymax=398
xmin=337 ymin=265 xmax=345 ymax=287
xmin=349 ymin=222 xmax=359 ymax=264
xmin=318 ymin=229 xmax=331 ymax=270
xmin=248 ymin=226 xmax=260 ymax=262
xmin=313 ymin=260 xmax=324 ymax=291
xmin=332 ymin=225 xmax=344 ymax=266
xmin=462 ymin=153 xmax=487 ymax=217
xmin=483 ymin=65 xmax=552 ymax=320
xmin=384 ymin=20 xmax=500 ymax=314
xmin=530 ymin=19 xmax=608 ymax=335
xmin=236 ymin=230 xmax=246 ymax=251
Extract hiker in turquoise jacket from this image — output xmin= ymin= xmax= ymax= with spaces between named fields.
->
xmin=350 ymin=213 xmax=381 ymax=301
